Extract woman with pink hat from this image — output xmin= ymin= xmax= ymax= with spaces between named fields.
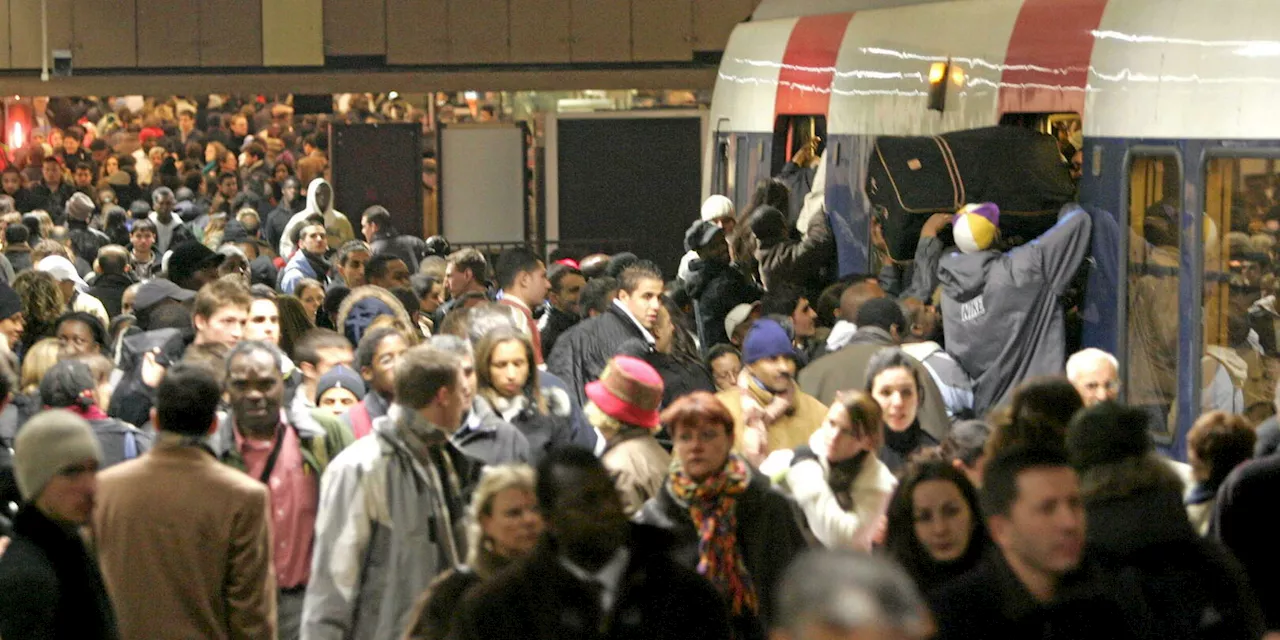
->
xmin=583 ymin=354 xmax=670 ymax=516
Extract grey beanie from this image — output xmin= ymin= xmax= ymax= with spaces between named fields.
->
xmin=14 ymin=409 xmax=103 ymax=501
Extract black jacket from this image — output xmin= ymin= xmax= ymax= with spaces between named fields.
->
xmin=1211 ymin=453 xmax=1280 ymax=629
xmin=635 ymin=464 xmax=811 ymax=640
xmin=642 ymin=350 xmax=715 ymax=409
xmin=370 ymin=230 xmax=428 ymax=272
xmin=451 ymin=524 xmax=731 ymax=640
xmin=685 ymin=257 xmax=761 ymax=352
xmin=89 ymin=272 xmax=135 ymax=320
xmin=4 ymin=246 xmax=32 ymax=274
xmin=548 ymin=304 xmax=650 ymax=408
xmin=0 ymin=507 xmax=119 ymax=640
xmin=453 ymin=398 xmax=532 ymax=465
xmin=1087 ymin=485 xmax=1264 ymax=640
xmin=929 ymin=553 xmax=1145 ymax=640
xmin=540 ymin=306 xmax=579 ymax=360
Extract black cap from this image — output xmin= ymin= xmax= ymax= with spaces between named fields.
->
xmin=1065 ymin=402 xmax=1153 ymax=471
xmin=684 ymin=220 xmax=724 ymax=253
xmin=40 ymin=360 xmax=96 ymax=408
xmin=167 ymin=242 xmax=224 ymax=289
xmin=0 ymin=281 xmax=20 ymax=320
xmin=133 ymin=279 xmax=196 ymax=314
xmin=748 ymin=206 xmax=787 ymax=243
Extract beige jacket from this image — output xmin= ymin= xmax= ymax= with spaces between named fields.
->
xmin=601 ymin=426 xmax=671 ymax=516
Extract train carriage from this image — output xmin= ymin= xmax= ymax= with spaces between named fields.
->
xmin=706 ymin=0 xmax=1280 ymax=455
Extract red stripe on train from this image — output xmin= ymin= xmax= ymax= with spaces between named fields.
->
xmin=774 ymin=13 xmax=854 ymax=117
xmin=999 ymin=0 xmax=1108 ymax=115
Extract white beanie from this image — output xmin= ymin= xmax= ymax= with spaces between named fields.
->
xmin=701 ymin=195 xmax=735 ymax=223
xmin=14 ymin=409 xmax=102 ymax=501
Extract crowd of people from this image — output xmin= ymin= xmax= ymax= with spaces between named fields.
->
xmin=0 ymin=94 xmax=1274 ymax=640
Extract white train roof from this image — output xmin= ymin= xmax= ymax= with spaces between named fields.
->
xmin=715 ymin=0 xmax=1280 ymax=140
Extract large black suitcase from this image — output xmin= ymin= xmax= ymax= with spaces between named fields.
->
xmin=867 ymin=126 xmax=1076 ymax=261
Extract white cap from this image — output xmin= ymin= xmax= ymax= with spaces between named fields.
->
xmin=701 ymin=195 xmax=736 ymax=223
xmin=36 ymin=255 xmax=89 ymax=293
xmin=724 ymin=301 xmax=760 ymax=340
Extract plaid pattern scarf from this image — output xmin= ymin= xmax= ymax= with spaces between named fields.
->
xmin=668 ymin=453 xmax=759 ymax=615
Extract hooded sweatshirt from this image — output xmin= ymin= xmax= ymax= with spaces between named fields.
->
xmin=280 ymin=179 xmax=354 ymax=257
xmin=938 ymin=204 xmax=1092 ymax=414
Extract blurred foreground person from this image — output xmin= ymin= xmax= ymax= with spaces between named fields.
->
xmin=93 ymin=363 xmax=277 ymax=640
xmin=402 ymin=464 xmax=542 ymax=640
xmin=452 ymin=447 xmax=730 ymax=640
xmin=771 ymin=549 xmax=932 ymax=640
xmin=929 ymin=447 xmax=1142 ymax=640
xmin=0 ymin=410 xmax=117 ymax=640
xmin=883 ymin=461 xmax=991 ymax=594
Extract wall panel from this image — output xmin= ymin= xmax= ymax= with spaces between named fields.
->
xmin=264 ymin=0 xmax=324 ymax=65
xmin=72 ymin=0 xmax=138 ymax=68
xmin=200 ymin=0 xmax=262 ymax=66
xmin=0 ymin=0 xmax=10 ymax=69
xmin=386 ymin=0 xmax=447 ymax=64
xmin=448 ymin=0 xmax=509 ymax=64
xmin=633 ymin=0 xmax=692 ymax=61
xmin=693 ymin=0 xmax=754 ymax=51
xmin=137 ymin=0 xmax=200 ymax=67
xmin=570 ymin=0 xmax=630 ymax=62
xmin=511 ymin=0 xmax=571 ymax=63
xmin=10 ymin=0 xmax=71 ymax=70
xmin=324 ymin=0 xmax=386 ymax=56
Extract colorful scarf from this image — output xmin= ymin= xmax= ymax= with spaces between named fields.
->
xmin=668 ymin=453 xmax=759 ymax=615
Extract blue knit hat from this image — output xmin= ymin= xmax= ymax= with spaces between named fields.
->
xmin=743 ymin=318 xmax=795 ymax=364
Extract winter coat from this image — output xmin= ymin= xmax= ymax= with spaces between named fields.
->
xmin=67 ymin=220 xmax=109 ymax=266
xmin=548 ymin=302 xmax=652 ymax=408
xmin=409 ymin=546 xmax=513 ymax=640
xmin=0 ymin=506 xmax=119 ymax=640
xmin=451 ymin=524 xmax=731 ymax=640
xmin=4 ymin=245 xmax=32 ymax=274
xmin=754 ymin=208 xmax=835 ymax=300
xmin=279 ymin=248 xmax=322 ymax=294
xmin=264 ymin=200 xmax=301 ymax=253
xmin=760 ymin=429 xmax=896 ymax=550
xmin=1087 ymin=485 xmax=1264 ymax=640
xmin=301 ymin=404 xmax=482 ymax=640
xmin=92 ymin=436 xmax=277 ymax=640
xmin=685 ymin=257 xmax=761 ymax=351
xmin=602 ymin=425 xmax=671 ymax=516
xmin=207 ymin=405 xmax=354 ymax=480
xmin=339 ymin=390 xmax=391 ymax=441
xmin=453 ymin=397 xmax=532 ymax=465
xmin=370 ymin=229 xmax=428 ymax=273
xmin=797 ymin=327 xmax=953 ymax=443
xmin=929 ymin=553 xmax=1146 ymax=640
xmin=1211 ymin=453 xmax=1280 ymax=629
xmin=280 ymin=179 xmax=354 ymax=256
xmin=485 ymin=385 xmax=577 ymax=465
xmin=879 ymin=420 xmax=939 ymax=474
xmin=540 ymin=368 xmax=602 ymax=453
xmin=538 ymin=305 xmax=578 ymax=360
xmin=88 ymin=272 xmax=134 ymax=319
xmin=642 ymin=349 xmax=716 ymax=409
xmin=636 ymin=464 xmax=811 ymax=638
xmin=938 ymin=204 xmax=1092 ymax=413
xmin=718 ymin=379 xmax=827 ymax=460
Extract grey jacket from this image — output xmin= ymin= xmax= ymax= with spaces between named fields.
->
xmin=452 ymin=398 xmax=532 ymax=465
xmin=938 ymin=204 xmax=1092 ymax=413
xmin=301 ymin=404 xmax=482 ymax=640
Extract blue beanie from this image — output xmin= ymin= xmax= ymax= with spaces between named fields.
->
xmin=344 ymin=297 xmax=395 ymax=346
xmin=743 ymin=319 xmax=795 ymax=364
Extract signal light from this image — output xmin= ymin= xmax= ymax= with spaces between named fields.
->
xmin=928 ymin=59 xmax=951 ymax=113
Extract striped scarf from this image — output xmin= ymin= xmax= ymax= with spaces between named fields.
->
xmin=668 ymin=453 xmax=758 ymax=615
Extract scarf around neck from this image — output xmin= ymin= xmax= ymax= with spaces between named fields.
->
xmin=668 ymin=453 xmax=759 ymax=616
xmin=738 ymin=371 xmax=794 ymax=464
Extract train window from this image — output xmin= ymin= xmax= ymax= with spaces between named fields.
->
xmin=1203 ymin=156 xmax=1280 ymax=424
xmin=770 ymin=115 xmax=827 ymax=177
xmin=1125 ymin=154 xmax=1181 ymax=443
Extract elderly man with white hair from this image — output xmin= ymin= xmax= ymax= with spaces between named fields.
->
xmin=1066 ymin=348 xmax=1120 ymax=407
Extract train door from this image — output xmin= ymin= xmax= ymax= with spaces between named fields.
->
xmin=1202 ymin=152 xmax=1280 ymax=425
xmin=1123 ymin=151 xmax=1184 ymax=447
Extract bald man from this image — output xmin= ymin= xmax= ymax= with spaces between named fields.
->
xmin=1066 ymin=348 xmax=1120 ymax=407
xmin=824 ymin=277 xmax=886 ymax=353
